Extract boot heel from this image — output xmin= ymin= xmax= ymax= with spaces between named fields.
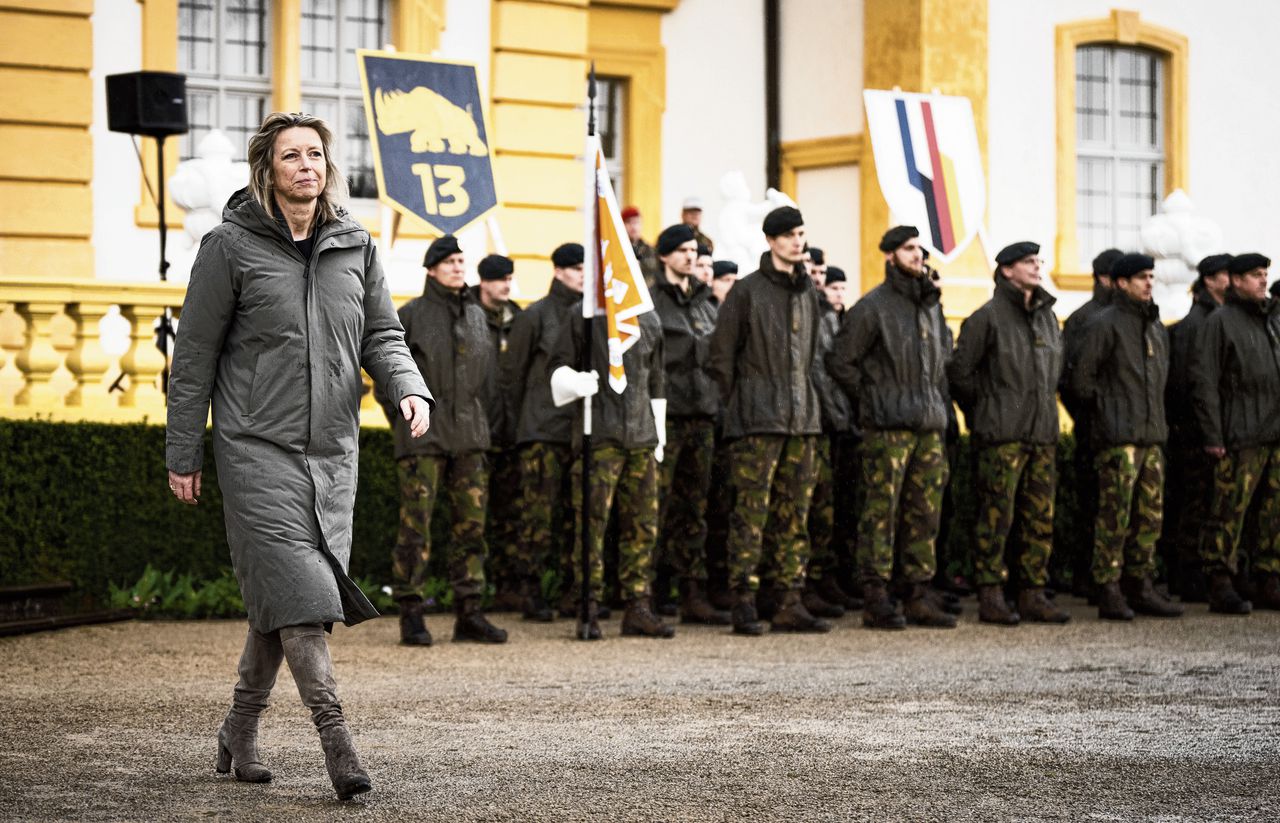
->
xmin=216 ymin=741 xmax=232 ymax=774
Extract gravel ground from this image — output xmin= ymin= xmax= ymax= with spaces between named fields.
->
xmin=1 ymin=598 xmax=1277 ymax=822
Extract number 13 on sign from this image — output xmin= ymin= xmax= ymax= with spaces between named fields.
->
xmin=411 ymin=163 xmax=469 ymax=218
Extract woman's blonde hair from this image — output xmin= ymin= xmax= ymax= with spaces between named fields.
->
xmin=246 ymin=112 xmax=349 ymax=226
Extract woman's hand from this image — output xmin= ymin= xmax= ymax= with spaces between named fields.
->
xmin=169 ymin=470 xmax=202 ymax=505
xmin=401 ymin=395 xmax=431 ymax=438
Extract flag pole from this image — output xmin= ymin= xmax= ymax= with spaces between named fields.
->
xmin=578 ymin=64 xmax=598 ymax=640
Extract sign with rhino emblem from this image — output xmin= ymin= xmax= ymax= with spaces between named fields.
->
xmin=358 ymin=51 xmax=498 ymax=235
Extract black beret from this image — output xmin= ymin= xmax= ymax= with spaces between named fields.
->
xmin=424 ymin=234 xmax=461 ymax=269
xmin=1196 ymin=254 xmax=1233 ymax=281
xmin=1271 ymin=280 xmax=1280 ymax=298
xmin=809 ymin=247 xmax=825 ymax=265
xmin=1092 ymin=248 xmax=1124 ymax=278
xmin=824 ymin=266 xmax=846 ymax=284
xmin=1110 ymin=253 xmax=1155 ymax=280
xmin=878 ymin=225 xmax=919 ymax=252
xmin=551 ymin=242 xmax=584 ymax=268
xmin=477 ymin=254 xmax=514 ymax=280
xmin=1228 ymin=252 xmax=1270 ymax=275
xmin=656 ymin=224 xmax=696 ymax=256
xmin=995 ymin=241 xmax=1040 ymax=266
xmin=712 ymin=260 xmax=738 ymax=279
xmin=697 ymin=243 xmax=712 ymax=258
xmin=762 ymin=206 xmax=804 ymax=237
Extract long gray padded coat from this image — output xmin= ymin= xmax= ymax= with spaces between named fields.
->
xmin=166 ymin=189 xmax=430 ymax=633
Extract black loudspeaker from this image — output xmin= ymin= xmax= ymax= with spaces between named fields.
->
xmin=106 ymin=71 xmax=188 ymax=138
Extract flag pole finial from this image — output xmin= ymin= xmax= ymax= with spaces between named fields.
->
xmin=587 ymin=62 xmax=597 ymax=137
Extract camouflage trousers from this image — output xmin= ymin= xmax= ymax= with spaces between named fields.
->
xmin=806 ymin=436 xmax=839 ymax=583
xmin=392 ymin=452 xmax=489 ymax=601
xmin=725 ymin=434 xmax=818 ymax=592
xmin=1200 ymin=445 xmax=1280 ymax=576
xmin=515 ymin=441 xmax=574 ymax=584
xmin=858 ymin=429 xmax=948 ymax=585
xmin=703 ymin=435 xmax=733 ymax=593
xmin=1092 ymin=445 xmax=1163 ymax=585
xmin=656 ymin=417 xmax=716 ymax=581
xmin=485 ymin=447 xmax=523 ymax=586
xmin=971 ymin=442 xmax=1056 ymax=587
xmin=571 ymin=446 xmax=659 ymax=601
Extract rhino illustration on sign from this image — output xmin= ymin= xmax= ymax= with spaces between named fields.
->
xmin=374 ymin=86 xmax=489 ymax=157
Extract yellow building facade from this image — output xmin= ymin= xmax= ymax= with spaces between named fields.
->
xmin=1 ymin=0 xmax=1250 ymax=426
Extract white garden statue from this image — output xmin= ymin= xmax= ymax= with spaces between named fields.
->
xmin=716 ymin=170 xmax=798 ymax=276
xmin=169 ymin=130 xmax=250 ymax=252
xmin=1140 ymin=190 xmax=1224 ymax=317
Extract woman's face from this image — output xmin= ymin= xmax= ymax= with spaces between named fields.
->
xmin=272 ymin=127 xmax=327 ymax=205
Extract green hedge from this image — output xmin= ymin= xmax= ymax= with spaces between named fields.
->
xmin=1 ymin=419 xmax=1091 ymax=606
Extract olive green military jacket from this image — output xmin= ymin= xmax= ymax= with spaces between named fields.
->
xmin=1188 ymin=290 xmax=1280 ymax=450
xmin=948 ymin=277 xmax=1062 ymax=446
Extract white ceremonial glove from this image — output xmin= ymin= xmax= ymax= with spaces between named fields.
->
xmin=651 ymin=398 xmax=667 ymax=463
xmin=550 ymin=366 xmax=600 ymax=407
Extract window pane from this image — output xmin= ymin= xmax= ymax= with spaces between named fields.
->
xmin=345 ymin=101 xmax=378 ymax=198
xmin=178 ymin=0 xmax=217 ymax=74
xmin=1075 ymin=46 xmax=1110 ymax=145
xmin=224 ymin=93 xmax=268 ymax=159
xmin=1116 ymin=159 xmax=1161 ymax=249
xmin=341 ymin=0 xmax=388 ymax=88
xmin=302 ymin=0 xmax=339 ymax=85
xmin=302 ymin=96 xmax=339 ymax=127
xmin=1076 ymin=157 xmax=1113 ymax=269
xmin=222 ymin=0 xmax=268 ymax=76
xmin=1117 ymin=47 xmax=1160 ymax=149
xmin=181 ymin=90 xmax=218 ymax=161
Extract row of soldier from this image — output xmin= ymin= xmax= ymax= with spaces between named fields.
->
xmin=375 ymin=204 xmax=1280 ymax=642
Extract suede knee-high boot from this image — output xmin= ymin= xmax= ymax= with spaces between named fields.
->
xmin=280 ymin=625 xmax=372 ymax=800
xmin=217 ymin=628 xmax=284 ymax=783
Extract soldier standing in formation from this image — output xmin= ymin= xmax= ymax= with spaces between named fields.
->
xmin=1071 ymin=253 xmax=1184 ymax=621
xmin=501 ymin=243 xmax=584 ymax=621
xmin=804 ymin=263 xmax=860 ymax=617
xmin=650 ymin=224 xmax=731 ymax=625
xmin=681 ymin=196 xmax=714 ymax=253
xmin=948 ymin=242 xmax=1069 ymax=625
xmin=549 ymin=273 xmax=671 ymax=640
xmin=622 ymin=205 xmax=661 ymax=286
xmin=378 ymin=235 xmax=508 ymax=646
xmin=1059 ymin=248 xmax=1123 ymax=595
xmin=709 ymin=206 xmax=830 ymax=635
xmin=1162 ymin=254 xmax=1232 ymax=601
xmin=471 ymin=254 xmax=527 ymax=614
xmin=1189 ymin=252 xmax=1280 ymax=613
xmin=829 ymin=226 xmax=956 ymax=630
xmin=710 ymin=260 xmax=737 ymax=306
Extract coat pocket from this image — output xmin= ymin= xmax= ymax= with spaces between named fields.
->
xmin=244 ymin=352 xmax=263 ymax=418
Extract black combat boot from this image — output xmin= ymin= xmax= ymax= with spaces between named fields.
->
xmin=930 ymin=587 xmax=964 ymax=615
xmin=903 ymin=583 xmax=957 ymax=628
xmin=453 ymin=596 xmax=509 ymax=643
xmin=678 ymin=579 xmax=732 ymax=625
xmin=575 ymin=599 xmax=603 ymax=640
xmin=1207 ymin=572 xmax=1252 ymax=614
xmin=801 ymin=585 xmax=846 ymax=619
xmin=1018 ymin=587 xmax=1071 ymax=623
xmin=1121 ymin=576 xmax=1185 ymax=617
xmin=731 ymin=588 xmax=766 ymax=636
xmin=1096 ymin=581 xmax=1134 ymax=621
xmin=977 ymin=584 xmax=1019 ymax=626
xmin=862 ymin=580 xmax=906 ymax=630
xmin=1253 ymin=574 xmax=1280 ymax=610
xmin=620 ymin=597 xmax=675 ymax=638
xmin=755 ymin=585 xmax=780 ymax=621
xmin=397 ymin=596 xmax=433 ymax=646
xmin=520 ymin=579 xmax=554 ymax=623
xmin=813 ymin=574 xmax=862 ymax=610
xmin=771 ymin=589 xmax=833 ymax=633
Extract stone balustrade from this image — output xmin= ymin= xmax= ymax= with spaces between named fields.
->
xmin=0 ymin=280 xmax=393 ymax=427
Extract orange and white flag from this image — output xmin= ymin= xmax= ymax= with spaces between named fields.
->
xmin=582 ymin=133 xmax=655 ymax=394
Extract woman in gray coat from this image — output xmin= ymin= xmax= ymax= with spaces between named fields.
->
xmin=166 ymin=113 xmax=430 ymax=800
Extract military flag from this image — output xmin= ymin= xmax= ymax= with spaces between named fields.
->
xmin=581 ymin=133 xmax=655 ymax=394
